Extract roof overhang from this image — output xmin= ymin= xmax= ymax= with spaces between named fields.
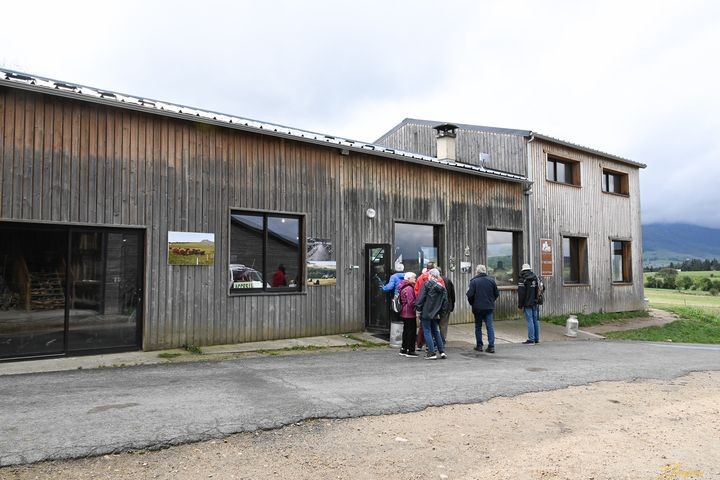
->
xmin=0 ymin=69 xmax=529 ymax=185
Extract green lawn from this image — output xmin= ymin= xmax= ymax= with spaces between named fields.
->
xmin=645 ymin=287 xmax=720 ymax=315
xmin=605 ymin=306 xmax=720 ymax=344
xmin=543 ymin=310 xmax=648 ymax=327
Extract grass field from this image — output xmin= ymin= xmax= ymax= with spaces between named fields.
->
xmin=645 ymin=287 xmax=720 ymax=315
xmin=644 ymin=270 xmax=719 ymax=280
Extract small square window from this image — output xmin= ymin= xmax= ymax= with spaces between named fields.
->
xmin=547 ymin=155 xmax=580 ymax=186
xmin=602 ymin=169 xmax=629 ymax=195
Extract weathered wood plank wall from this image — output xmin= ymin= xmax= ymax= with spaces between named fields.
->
xmin=376 ymin=120 xmax=528 ymax=174
xmin=529 ymin=140 xmax=645 ymax=315
xmin=1 ymin=87 xmax=524 ymax=350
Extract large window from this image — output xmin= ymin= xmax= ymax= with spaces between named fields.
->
xmin=547 ymin=155 xmax=580 ymax=186
xmin=611 ymin=240 xmax=632 ymax=283
xmin=562 ymin=236 xmax=589 ymax=284
xmin=229 ymin=211 xmax=302 ymax=294
xmin=393 ymin=223 xmax=441 ymax=275
xmin=487 ymin=230 xmax=520 ymax=286
xmin=602 ymin=169 xmax=629 ymax=195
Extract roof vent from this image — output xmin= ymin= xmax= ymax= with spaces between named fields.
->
xmin=433 ymin=123 xmax=458 ymax=160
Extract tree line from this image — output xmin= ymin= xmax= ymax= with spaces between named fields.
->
xmin=646 ymin=268 xmax=720 ymax=295
xmin=645 ymin=258 xmax=720 ymax=272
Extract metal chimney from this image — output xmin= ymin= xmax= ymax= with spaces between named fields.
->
xmin=433 ymin=123 xmax=458 ymax=161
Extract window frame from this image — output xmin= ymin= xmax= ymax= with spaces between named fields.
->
xmin=228 ymin=208 xmax=305 ymax=295
xmin=562 ymin=235 xmax=589 ymax=285
xmin=546 ymin=154 xmax=581 ymax=187
xmin=486 ymin=228 xmax=522 ymax=288
xmin=601 ymin=168 xmax=629 ymax=196
xmin=610 ymin=239 xmax=633 ymax=284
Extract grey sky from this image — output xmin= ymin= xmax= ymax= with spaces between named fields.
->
xmin=2 ymin=0 xmax=718 ymax=227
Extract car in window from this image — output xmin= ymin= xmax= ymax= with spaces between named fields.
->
xmin=229 ymin=264 xmax=264 ymax=289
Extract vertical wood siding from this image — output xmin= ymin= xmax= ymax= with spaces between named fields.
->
xmin=377 ymin=121 xmax=527 ymax=174
xmin=529 ymin=140 xmax=645 ymax=315
xmin=1 ymin=87 xmax=523 ymax=350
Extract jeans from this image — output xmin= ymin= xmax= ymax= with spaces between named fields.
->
xmin=473 ymin=309 xmax=495 ymax=348
xmin=421 ymin=317 xmax=444 ymax=354
xmin=439 ymin=310 xmax=451 ymax=342
xmin=524 ymin=306 xmax=540 ymax=342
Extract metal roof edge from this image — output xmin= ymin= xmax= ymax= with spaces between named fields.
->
xmin=532 ymin=132 xmax=646 ymax=169
xmin=0 ymin=69 xmax=528 ymax=184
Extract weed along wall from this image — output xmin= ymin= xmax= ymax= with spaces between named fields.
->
xmin=1 ymin=71 xmax=527 ymax=360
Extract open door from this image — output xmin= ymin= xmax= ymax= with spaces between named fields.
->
xmin=365 ymin=243 xmax=391 ymax=332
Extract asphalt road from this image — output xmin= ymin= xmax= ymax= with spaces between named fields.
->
xmin=1 ymin=340 xmax=719 ymax=467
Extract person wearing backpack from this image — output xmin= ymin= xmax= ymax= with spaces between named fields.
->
xmin=383 ymin=263 xmax=406 ymax=323
xmin=517 ymin=263 xmax=543 ymax=344
xmin=397 ymin=272 xmax=419 ymax=357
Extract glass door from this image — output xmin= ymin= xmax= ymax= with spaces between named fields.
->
xmin=365 ymin=244 xmax=391 ymax=332
xmin=67 ymin=230 xmax=143 ymax=352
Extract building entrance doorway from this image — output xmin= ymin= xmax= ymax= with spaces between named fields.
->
xmin=0 ymin=223 xmax=143 ymax=360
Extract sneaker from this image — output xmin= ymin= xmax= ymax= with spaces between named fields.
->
xmin=473 ymin=346 xmax=483 ymax=352
xmin=406 ymin=351 xmax=419 ymax=358
xmin=485 ymin=346 xmax=495 ymax=354
xmin=399 ymin=349 xmax=407 ymax=357
xmin=522 ymin=340 xmax=535 ymax=344
xmin=425 ymin=352 xmax=437 ymax=360
xmin=534 ymin=340 xmax=540 ymax=344
xmin=439 ymin=352 xmax=447 ymax=359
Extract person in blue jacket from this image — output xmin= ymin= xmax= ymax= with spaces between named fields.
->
xmin=382 ymin=263 xmax=406 ymax=295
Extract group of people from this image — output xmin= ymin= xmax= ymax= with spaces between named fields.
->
xmin=384 ymin=261 xmax=543 ymax=360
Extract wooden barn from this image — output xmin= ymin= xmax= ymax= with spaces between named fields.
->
xmin=1 ymin=71 xmax=530 ymax=361
xmin=377 ymin=119 xmax=647 ymax=317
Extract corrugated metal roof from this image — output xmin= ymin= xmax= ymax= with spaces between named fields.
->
xmin=376 ymin=117 xmax=646 ymax=169
xmin=0 ymin=69 xmax=529 ymax=184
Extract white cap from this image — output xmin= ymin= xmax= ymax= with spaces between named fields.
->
xmin=521 ymin=263 xmax=531 ymax=271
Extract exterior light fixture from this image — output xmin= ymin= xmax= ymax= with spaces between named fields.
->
xmin=366 ymin=208 xmax=376 ymax=219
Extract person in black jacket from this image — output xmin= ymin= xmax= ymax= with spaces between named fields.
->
xmin=517 ymin=263 xmax=540 ymax=344
xmin=415 ymin=269 xmax=449 ymax=360
xmin=437 ymin=267 xmax=455 ymax=343
xmin=466 ymin=264 xmax=500 ymax=353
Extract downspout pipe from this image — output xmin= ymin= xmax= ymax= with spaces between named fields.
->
xmin=525 ymin=133 xmax=536 ymax=270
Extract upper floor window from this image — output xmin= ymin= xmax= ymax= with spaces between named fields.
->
xmin=611 ymin=240 xmax=632 ymax=283
xmin=602 ymin=169 xmax=629 ymax=195
xmin=229 ymin=210 xmax=303 ymax=294
xmin=562 ymin=236 xmax=589 ymax=284
xmin=547 ymin=155 xmax=580 ymax=186
xmin=487 ymin=229 xmax=521 ymax=286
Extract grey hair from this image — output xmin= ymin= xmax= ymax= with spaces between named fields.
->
xmin=428 ymin=268 xmax=440 ymax=278
xmin=476 ymin=264 xmax=487 ymax=275
xmin=404 ymin=272 xmax=416 ymax=281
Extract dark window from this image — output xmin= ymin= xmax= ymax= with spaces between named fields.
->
xmin=487 ymin=230 xmax=520 ymax=286
xmin=229 ymin=211 xmax=302 ymax=294
xmin=393 ymin=223 xmax=441 ymax=275
xmin=547 ymin=156 xmax=580 ymax=186
xmin=611 ymin=240 xmax=632 ymax=283
xmin=562 ymin=236 xmax=589 ymax=284
xmin=602 ymin=169 xmax=629 ymax=195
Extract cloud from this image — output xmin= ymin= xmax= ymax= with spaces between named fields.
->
xmin=2 ymin=0 xmax=719 ymax=227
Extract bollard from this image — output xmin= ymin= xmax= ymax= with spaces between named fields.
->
xmin=565 ymin=314 xmax=579 ymax=337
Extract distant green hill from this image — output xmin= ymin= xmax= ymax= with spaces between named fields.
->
xmin=643 ymin=223 xmax=720 ymax=267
